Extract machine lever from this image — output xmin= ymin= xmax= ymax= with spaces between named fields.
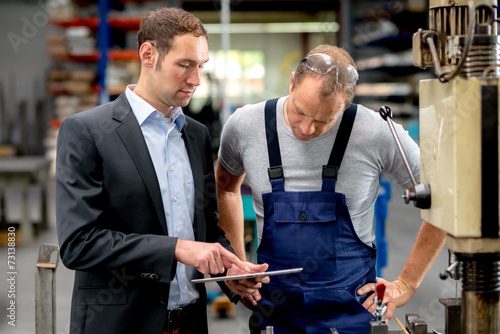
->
xmin=375 ymin=283 xmax=387 ymax=321
xmin=370 ymin=283 xmax=389 ymax=332
xmin=376 ymin=282 xmax=386 ymax=302
xmin=439 ymin=261 xmax=460 ymax=280
xmin=379 ymin=106 xmax=431 ymax=209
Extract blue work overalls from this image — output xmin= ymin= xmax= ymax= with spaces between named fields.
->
xmin=249 ymin=99 xmax=377 ymax=334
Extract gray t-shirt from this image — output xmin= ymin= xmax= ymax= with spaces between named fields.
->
xmin=218 ymin=96 xmax=420 ymax=245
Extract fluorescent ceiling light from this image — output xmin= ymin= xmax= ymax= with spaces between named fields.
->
xmin=204 ymin=22 xmax=340 ymax=34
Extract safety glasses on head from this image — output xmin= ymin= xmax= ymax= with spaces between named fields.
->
xmin=300 ymin=53 xmax=359 ymax=86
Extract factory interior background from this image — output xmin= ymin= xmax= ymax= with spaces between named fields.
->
xmin=0 ymin=0 xmax=464 ymax=333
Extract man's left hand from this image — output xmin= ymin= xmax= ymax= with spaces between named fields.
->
xmin=224 ymin=263 xmax=270 ymax=307
xmin=357 ymin=277 xmax=414 ymax=322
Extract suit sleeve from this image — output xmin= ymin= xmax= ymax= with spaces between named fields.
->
xmin=55 ymin=115 xmax=177 ymax=284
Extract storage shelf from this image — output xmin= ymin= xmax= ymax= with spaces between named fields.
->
xmin=74 ymin=0 xmax=162 ymax=4
xmin=109 ymin=17 xmax=141 ymax=30
xmin=67 ymin=53 xmax=99 ymax=62
xmin=50 ymin=16 xmax=141 ymax=31
xmin=351 ymin=3 xmax=427 ymax=115
xmin=355 ymin=33 xmax=414 ymax=51
xmin=48 ymin=84 xmax=99 ymax=95
xmin=48 ymin=0 xmax=142 ymax=109
xmin=50 ymin=17 xmax=99 ymax=28
xmin=356 ymin=82 xmax=413 ymax=97
xmin=51 ymin=49 xmax=138 ymax=62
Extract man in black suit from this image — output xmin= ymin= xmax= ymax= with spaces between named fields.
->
xmin=56 ymin=7 xmax=268 ymax=334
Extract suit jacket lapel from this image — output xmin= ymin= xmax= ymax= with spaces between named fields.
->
xmin=112 ymin=93 xmax=168 ymax=234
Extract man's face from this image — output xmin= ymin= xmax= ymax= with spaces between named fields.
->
xmin=285 ymin=75 xmax=346 ymax=141
xmin=150 ymin=33 xmax=209 ymax=109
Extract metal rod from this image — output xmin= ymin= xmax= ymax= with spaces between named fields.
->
xmin=380 ymin=107 xmax=417 ymax=187
xmin=35 ymin=244 xmax=59 ymax=334
xmin=395 ymin=317 xmax=410 ymax=334
xmin=426 ymin=36 xmax=445 ymax=79
xmin=448 ymin=260 xmax=459 ymax=273
xmin=97 ymin=0 xmax=110 ymax=104
xmin=220 ymin=0 xmax=230 ymax=123
xmin=482 ymin=63 xmax=500 ymax=77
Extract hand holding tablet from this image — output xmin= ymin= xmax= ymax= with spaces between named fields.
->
xmin=191 ymin=267 xmax=303 ymax=283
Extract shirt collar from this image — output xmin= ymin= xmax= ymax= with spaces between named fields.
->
xmin=125 ymin=84 xmax=186 ymax=131
xmin=170 ymin=106 xmax=186 ymax=131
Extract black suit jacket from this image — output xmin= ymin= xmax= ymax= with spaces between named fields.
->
xmin=56 ymin=92 xmax=234 ymax=334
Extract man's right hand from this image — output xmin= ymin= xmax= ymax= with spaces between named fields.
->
xmin=174 ymin=239 xmax=250 ymax=275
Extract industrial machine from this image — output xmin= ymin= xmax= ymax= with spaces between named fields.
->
xmin=410 ymin=0 xmax=500 ymax=332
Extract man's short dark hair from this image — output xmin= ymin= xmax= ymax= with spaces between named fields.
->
xmin=137 ymin=7 xmax=208 ymax=69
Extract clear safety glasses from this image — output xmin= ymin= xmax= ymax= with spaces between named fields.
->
xmin=300 ymin=53 xmax=359 ymax=86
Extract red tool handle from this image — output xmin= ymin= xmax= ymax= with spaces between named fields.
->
xmin=376 ymin=282 xmax=386 ymax=303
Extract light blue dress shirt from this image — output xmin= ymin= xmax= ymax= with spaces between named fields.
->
xmin=125 ymin=85 xmax=199 ymax=309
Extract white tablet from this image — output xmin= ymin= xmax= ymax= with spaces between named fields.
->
xmin=191 ymin=268 xmax=303 ymax=283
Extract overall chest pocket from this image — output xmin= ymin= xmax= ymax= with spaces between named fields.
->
xmin=264 ymin=201 xmax=339 ymax=282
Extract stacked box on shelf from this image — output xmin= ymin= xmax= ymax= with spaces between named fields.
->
xmin=47 ymin=68 xmax=97 ymax=96
xmin=107 ymin=59 xmax=140 ymax=95
xmin=46 ymin=34 xmax=68 ymax=60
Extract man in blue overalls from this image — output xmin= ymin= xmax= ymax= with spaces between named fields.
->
xmin=216 ymin=45 xmax=447 ymax=333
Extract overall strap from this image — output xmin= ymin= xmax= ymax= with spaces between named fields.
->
xmin=264 ymin=98 xmax=285 ymax=192
xmin=322 ymin=104 xmax=358 ymax=192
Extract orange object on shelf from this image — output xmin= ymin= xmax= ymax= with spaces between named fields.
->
xmin=109 ymin=50 xmax=139 ymax=60
xmin=51 ymin=16 xmax=142 ymax=31
xmin=49 ymin=118 xmax=63 ymax=129
xmin=53 ymin=50 xmax=139 ymax=62
xmin=109 ymin=17 xmax=141 ymax=30
xmin=118 ymin=0 xmax=164 ymax=2
xmin=50 ymin=17 xmax=99 ymax=28
xmin=67 ymin=53 xmax=100 ymax=62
